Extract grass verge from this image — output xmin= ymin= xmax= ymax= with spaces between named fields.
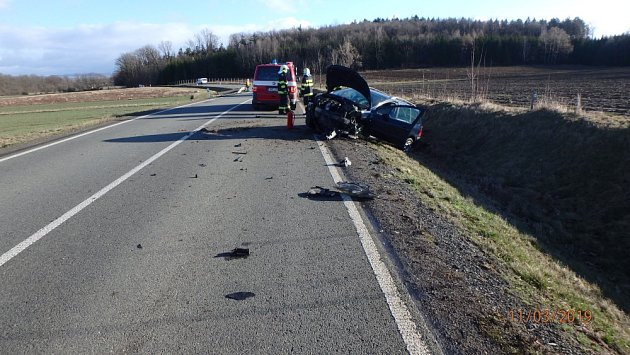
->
xmin=374 ymin=142 xmax=629 ymax=354
xmin=0 ymin=94 xmax=208 ymax=149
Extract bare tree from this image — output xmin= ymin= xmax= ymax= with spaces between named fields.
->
xmin=158 ymin=41 xmax=174 ymax=60
xmin=539 ymin=27 xmax=573 ymax=64
xmin=332 ymin=38 xmax=362 ymax=69
xmin=195 ymin=28 xmax=220 ymax=54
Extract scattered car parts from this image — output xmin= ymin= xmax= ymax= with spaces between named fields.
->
xmin=306 ymin=181 xmax=376 ymax=200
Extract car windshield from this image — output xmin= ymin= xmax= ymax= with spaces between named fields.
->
xmin=331 ymin=87 xmax=393 ymax=109
xmin=332 ymin=88 xmax=370 ymax=108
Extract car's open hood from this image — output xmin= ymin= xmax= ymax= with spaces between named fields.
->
xmin=326 ymin=65 xmax=371 ymax=107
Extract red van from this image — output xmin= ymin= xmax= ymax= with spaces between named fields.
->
xmin=251 ymin=61 xmax=299 ymax=110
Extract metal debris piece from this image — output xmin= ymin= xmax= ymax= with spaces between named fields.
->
xmin=232 ymin=151 xmax=247 ymax=154
xmin=338 ymin=157 xmax=352 ymax=167
xmin=305 ymin=182 xmax=375 ymax=200
xmin=136 ymin=244 xmax=142 ymax=249
xmin=191 ymin=174 xmax=198 ymax=178
xmin=215 ymin=247 xmax=250 ymax=260
xmin=150 ymin=173 xmax=157 ymax=176
xmin=233 ymin=156 xmax=243 ymax=162
xmin=307 ymin=186 xmax=341 ymax=198
xmin=265 ymin=176 xmax=273 ymax=180
xmin=232 ymin=248 xmax=250 ymax=257
xmin=326 ymin=130 xmax=337 ymax=140
xmin=234 ymin=143 xmax=242 ymax=147
xmin=336 ymin=181 xmax=376 ymax=199
xmin=225 ymin=292 xmax=256 ymax=301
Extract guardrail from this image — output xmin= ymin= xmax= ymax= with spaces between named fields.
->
xmin=175 ymin=78 xmax=249 ymax=85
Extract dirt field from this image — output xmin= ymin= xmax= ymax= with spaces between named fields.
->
xmin=361 ymin=66 xmax=630 ymax=116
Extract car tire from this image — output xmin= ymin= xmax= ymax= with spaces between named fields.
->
xmin=402 ymin=137 xmax=415 ymax=152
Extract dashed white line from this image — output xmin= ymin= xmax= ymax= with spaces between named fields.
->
xmin=316 ymin=136 xmax=433 ymax=355
xmin=0 ymin=99 xmax=249 ymax=268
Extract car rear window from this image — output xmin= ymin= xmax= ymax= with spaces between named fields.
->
xmin=255 ymin=66 xmax=280 ymax=81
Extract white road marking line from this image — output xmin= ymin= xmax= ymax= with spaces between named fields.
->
xmin=0 ymin=99 xmax=214 ymax=164
xmin=316 ymin=137 xmax=432 ymax=355
xmin=0 ymin=99 xmax=249 ymax=268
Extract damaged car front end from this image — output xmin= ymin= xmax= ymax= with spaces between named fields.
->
xmin=306 ymin=65 xmax=424 ymax=151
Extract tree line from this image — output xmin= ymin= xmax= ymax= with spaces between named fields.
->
xmin=3 ymin=16 xmax=628 ymax=94
xmin=113 ymin=16 xmax=629 ymax=87
xmin=0 ymin=74 xmax=111 ymax=96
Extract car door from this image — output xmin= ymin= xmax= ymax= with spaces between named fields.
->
xmin=366 ymin=104 xmax=397 ymax=141
xmin=369 ymin=105 xmax=421 ymax=145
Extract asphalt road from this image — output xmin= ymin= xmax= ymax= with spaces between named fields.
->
xmin=0 ymin=92 xmax=434 ymax=353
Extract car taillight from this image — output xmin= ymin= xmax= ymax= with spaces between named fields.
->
xmin=252 ymin=86 xmax=257 ymax=92
xmin=289 ymin=86 xmax=296 ymax=93
xmin=418 ymin=126 xmax=423 ymax=137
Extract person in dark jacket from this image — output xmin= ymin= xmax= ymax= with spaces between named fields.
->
xmin=300 ymin=67 xmax=314 ymax=107
xmin=277 ymin=65 xmax=289 ymax=114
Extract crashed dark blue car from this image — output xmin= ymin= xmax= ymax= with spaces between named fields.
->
xmin=305 ymin=65 xmax=424 ymax=151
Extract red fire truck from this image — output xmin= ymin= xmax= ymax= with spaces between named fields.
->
xmin=251 ymin=61 xmax=299 ymax=110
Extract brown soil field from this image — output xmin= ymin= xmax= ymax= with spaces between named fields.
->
xmin=361 ymin=66 xmax=630 ymax=116
xmin=0 ymin=87 xmax=203 ymax=106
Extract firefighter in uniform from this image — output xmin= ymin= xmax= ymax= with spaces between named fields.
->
xmin=277 ymin=65 xmax=289 ymax=114
xmin=300 ymin=68 xmax=314 ymax=107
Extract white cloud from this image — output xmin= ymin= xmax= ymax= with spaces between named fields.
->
xmin=0 ymin=22 xmax=198 ymax=75
xmin=0 ymin=0 xmax=11 ymax=9
xmin=0 ymin=17 xmax=314 ymax=76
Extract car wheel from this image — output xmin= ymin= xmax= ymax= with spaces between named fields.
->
xmin=402 ymin=137 xmax=415 ymax=152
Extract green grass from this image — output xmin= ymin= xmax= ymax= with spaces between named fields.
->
xmin=375 ymin=142 xmax=630 ymax=354
xmin=0 ymin=95 xmax=202 ymax=148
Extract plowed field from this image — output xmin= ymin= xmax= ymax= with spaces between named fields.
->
xmin=361 ymin=66 xmax=630 ymax=116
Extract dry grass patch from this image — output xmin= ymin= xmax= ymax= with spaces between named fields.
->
xmin=376 ymin=143 xmax=629 ymax=354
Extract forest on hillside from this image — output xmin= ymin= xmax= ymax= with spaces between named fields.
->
xmin=113 ymin=16 xmax=629 ymax=87
xmin=2 ymin=16 xmax=629 ymax=94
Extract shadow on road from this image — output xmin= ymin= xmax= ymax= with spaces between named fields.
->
xmin=104 ymin=124 xmax=313 ymax=144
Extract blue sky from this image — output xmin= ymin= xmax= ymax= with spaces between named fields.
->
xmin=0 ymin=0 xmax=627 ymax=76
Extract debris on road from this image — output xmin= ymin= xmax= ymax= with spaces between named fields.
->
xmin=215 ymin=247 xmax=250 ymax=260
xmin=232 ymin=151 xmax=247 ymax=154
xmin=338 ymin=157 xmax=352 ymax=167
xmin=336 ymin=181 xmax=376 ymax=199
xmin=307 ymin=186 xmax=341 ymax=198
xmin=136 ymin=244 xmax=142 ymax=249
xmin=150 ymin=173 xmax=157 ymax=176
xmin=304 ymin=182 xmax=376 ymax=200
xmin=234 ymin=156 xmax=243 ymax=162
xmin=265 ymin=176 xmax=273 ymax=180
xmin=191 ymin=174 xmax=198 ymax=178
xmin=234 ymin=143 xmax=242 ymax=147
xmin=225 ymin=291 xmax=256 ymax=301
xmin=232 ymin=248 xmax=250 ymax=257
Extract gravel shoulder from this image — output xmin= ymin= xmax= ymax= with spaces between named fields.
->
xmin=325 ymin=137 xmax=591 ymax=354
